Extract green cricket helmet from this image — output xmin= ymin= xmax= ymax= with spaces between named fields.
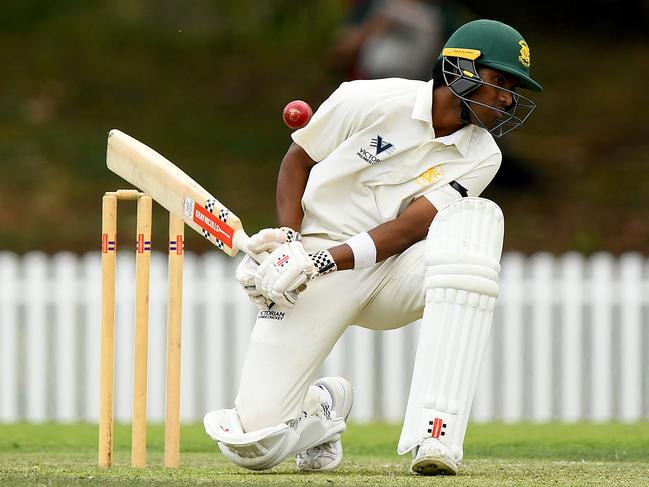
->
xmin=444 ymin=19 xmax=542 ymax=92
xmin=440 ymin=19 xmax=542 ymax=137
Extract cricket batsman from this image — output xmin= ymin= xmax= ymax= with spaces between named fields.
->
xmin=204 ymin=19 xmax=542 ymax=475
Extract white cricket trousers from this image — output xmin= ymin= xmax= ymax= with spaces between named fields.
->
xmin=235 ymin=238 xmax=426 ymax=432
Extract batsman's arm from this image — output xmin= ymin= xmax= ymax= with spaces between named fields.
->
xmin=274 ymin=141 xmax=437 ymax=271
xmin=329 ymin=196 xmax=438 ymax=271
xmin=276 ymin=142 xmax=319 ymax=231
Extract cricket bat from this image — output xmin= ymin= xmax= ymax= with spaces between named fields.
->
xmin=106 ymin=129 xmax=250 ymax=256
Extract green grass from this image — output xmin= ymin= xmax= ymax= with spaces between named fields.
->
xmin=1 ymin=423 xmax=648 ymax=486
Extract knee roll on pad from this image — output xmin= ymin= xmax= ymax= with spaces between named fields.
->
xmin=424 ymin=197 xmax=503 ymax=296
xmin=398 ymin=198 xmax=504 ymax=457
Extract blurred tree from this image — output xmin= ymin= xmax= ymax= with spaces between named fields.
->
xmin=459 ymin=0 xmax=648 ymax=37
xmin=0 ymin=1 xmax=647 ymax=255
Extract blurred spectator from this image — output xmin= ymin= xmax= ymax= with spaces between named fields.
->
xmin=329 ymin=1 xmax=539 ymax=193
xmin=329 ymin=0 xmax=452 ymax=80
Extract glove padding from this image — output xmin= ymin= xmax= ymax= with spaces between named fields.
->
xmin=255 ymin=241 xmax=318 ymax=308
xmin=235 ymin=254 xmax=274 ymax=309
xmin=254 ymin=243 xmax=338 ymax=309
xmin=236 ymin=227 xmax=304 ymax=309
xmin=247 ymin=227 xmax=302 ymax=254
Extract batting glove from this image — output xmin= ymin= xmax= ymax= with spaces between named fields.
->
xmin=236 ymin=227 xmax=303 ymax=309
xmin=254 ymin=241 xmax=337 ymax=308
xmin=247 ymin=227 xmax=302 ymax=254
xmin=235 ymin=254 xmax=274 ymax=309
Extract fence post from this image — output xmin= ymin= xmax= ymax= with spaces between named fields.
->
xmin=148 ymin=252 xmax=167 ymax=423
xmin=590 ymin=252 xmax=614 ymax=421
xmin=349 ymin=326 xmax=376 ymax=422
xmin=380 ymin=327 xmax=408 ymax=422
xmin=500 ymin=252 xmax=525 ymax=422
xmin=115 ymin=253 xmax=135 ymax=423
xmin=559 ymin=252 xmax=584 ymax=422
xmin=531 ymin=252 xmax=554 ymax=421
xmin=53 ymin=252 xmax=79 ymax=422
xmin=24 ymin=252 xmax=48 ymax=422
xmin=0 ymin=252 xmax=19 ymax=422
xmin=179 ymin=253 xmax=196 ymax=424
xmin=83 ymin=252 xmax=102 ymax=422
xmin=619 ymin=252 xmax=643 ymax=422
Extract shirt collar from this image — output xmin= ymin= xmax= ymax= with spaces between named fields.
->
xmin=434 ymin=124 xmax=474 ymax=157
xmin=411 ymin=79 xmax=434 ymax=124
xmin=411 ymin=79 xmax=473 ymax=157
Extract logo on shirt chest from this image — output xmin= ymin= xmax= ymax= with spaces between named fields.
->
xmin=417 ymin=166 xmax=444 ymax=186
xmin=357 ymin=135 xmax=395 ymax=165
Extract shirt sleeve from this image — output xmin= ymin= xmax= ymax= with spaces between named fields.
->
xmin=424 ymin=153 xmax=501 ymax=211
xmin=291 ymin=81 xmax=370 ymax=162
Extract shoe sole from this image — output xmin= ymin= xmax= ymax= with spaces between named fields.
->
xmin=411 ymin=453 xmax=458 ymax=476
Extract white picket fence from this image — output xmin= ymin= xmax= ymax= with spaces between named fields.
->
xmin=0 ymin=251 xmax=647 ymax=424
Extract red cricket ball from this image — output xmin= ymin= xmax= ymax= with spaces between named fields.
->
xmin=282 ymin=100 xmax=313 ymax=130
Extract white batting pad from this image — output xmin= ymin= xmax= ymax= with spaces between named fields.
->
xmin=204 ymin=402 xmax=346 ymax=471
xmin=204 ymin=408 xmax=298 ymax=470
xmin=398 ymin=198 xmax=504 ymax=459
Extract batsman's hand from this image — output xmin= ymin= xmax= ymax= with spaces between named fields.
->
xmin=235 ymin=255 xmax=274 ymax=309
xmin=254 ymin=242 xmax=338 ymax=308
xmin=247 ymin=227 xmax=302 ymax=254
xmin=254 ymin=241 xmax=317 ymax=308
xmin=236 ymin=227 xmax=303 ymax=309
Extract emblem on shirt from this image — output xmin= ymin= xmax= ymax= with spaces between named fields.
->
xmin=357 ymin=134 xmax=395 ymax=164
xmin=417 ymin=166 xmax=443 ymax=186
xmin=370 ymin=135 xmax=394 ymax=155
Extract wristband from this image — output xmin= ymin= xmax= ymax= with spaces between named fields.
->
xmin=344 ymin=232 xmax=377 ymax=269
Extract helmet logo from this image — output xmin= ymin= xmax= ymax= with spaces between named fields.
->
xmin=518 ymin=40 xmax=531 ymax=68
xmin=442 ymin=47 xmax=481 ymax=60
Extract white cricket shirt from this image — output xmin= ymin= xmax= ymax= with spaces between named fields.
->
xmin=292 ymin=78 xmax=501 ymax=243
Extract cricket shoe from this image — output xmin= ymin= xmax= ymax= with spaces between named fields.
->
xmin=410 ymin=438 xmax=462 ymax=475
xmin=295 ymin=377 xmax=354 ymax=471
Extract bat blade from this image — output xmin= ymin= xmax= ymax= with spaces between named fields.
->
xmin=106 ymin=129 xmax=248 ymax=256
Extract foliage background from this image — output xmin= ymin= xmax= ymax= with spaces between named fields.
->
xmin=1 ymin=1 xmax=648 ymax=254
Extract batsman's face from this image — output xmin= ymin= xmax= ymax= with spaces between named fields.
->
xmin=467 ymin=68 xmax=519 ymax=129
